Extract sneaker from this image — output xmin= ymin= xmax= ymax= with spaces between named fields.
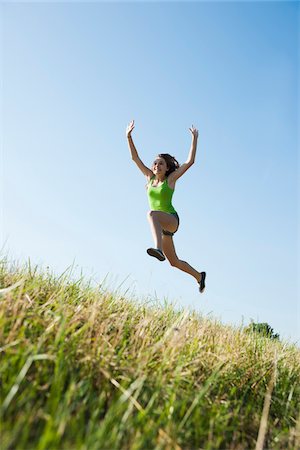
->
xmin=198 ymin=272 xmax=206 ymax=293
xmin=147 ymin=248 xmax=165 ymax=261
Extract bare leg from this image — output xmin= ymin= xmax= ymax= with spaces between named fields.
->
xmin=162 ymin=234 xmax=202 ymax=283
xmin=147 ymin=210 xmax=178 ymax=251
xmin=147 ymin=212 xmax=163 ymax=249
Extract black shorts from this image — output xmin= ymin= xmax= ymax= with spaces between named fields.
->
xmin=162 ymin=212 xmax=180 ymax=237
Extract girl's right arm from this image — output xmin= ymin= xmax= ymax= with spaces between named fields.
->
xmin=126 ymin=120 xmax=154 ymax=179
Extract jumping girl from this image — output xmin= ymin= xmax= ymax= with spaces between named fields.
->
xmin=126 ymin=120 xmax=206 ymax=293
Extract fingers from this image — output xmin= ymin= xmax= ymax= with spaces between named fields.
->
xmin=126 ymin=119 xmax=135 ymax=137
xmin=189 ymin=125 xmax=198 ymax=134
xmin=127 ymin=119 xmax=135 ymax=130
xmin=126 ymin=120 xmax=135 ymax=129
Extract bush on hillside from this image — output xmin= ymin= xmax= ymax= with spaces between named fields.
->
xmin=246 ymin=322 xmax=280 ymax=341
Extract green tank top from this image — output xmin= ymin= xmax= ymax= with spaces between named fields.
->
xmin=147 ymin=176 xmax=177 ymax=214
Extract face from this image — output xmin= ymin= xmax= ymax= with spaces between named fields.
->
xmin=152 ymin=157 xmax=168 ymax=176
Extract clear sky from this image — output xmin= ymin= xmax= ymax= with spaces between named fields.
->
xmin=1 ymin=1 xmax=299 ymax=343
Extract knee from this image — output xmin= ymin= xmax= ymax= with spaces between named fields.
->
xmin=168 ymin=258 xmax=180 ymax=268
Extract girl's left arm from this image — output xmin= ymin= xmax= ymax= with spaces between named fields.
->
xmin=186 ymin=125 xmax=198 ymax=164
xmin=169 ymin=126 xmax=198 ymax=182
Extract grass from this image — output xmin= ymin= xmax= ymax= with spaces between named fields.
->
xmin=0 ymin=257 xmax=299 ymax=450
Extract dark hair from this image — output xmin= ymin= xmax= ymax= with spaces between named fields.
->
xmin=158 ymin=153 xmax=180 ymax=177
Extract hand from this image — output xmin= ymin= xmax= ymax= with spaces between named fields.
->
xmin=189 ymin=125 xmax=198 ymax=139
xmin=126 ymin=120 xmax=135 ymax=138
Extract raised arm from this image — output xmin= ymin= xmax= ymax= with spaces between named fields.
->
xmin=169 ymin=125 xmax=199 ymax=182
xmin=126 ymin=120 xmax=154 ymax=179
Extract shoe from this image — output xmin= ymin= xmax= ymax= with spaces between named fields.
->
xmin=198 ymin=272 xmax=206 ymax=293
xmin=147 ymin=248 xmax=165 ymax=261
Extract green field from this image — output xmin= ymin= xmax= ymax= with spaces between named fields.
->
xmin=1 ymin=258 xmax=299 ymax=450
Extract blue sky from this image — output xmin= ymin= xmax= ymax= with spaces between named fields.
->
xmin=1 ymin=1 xmax=299 ymax=343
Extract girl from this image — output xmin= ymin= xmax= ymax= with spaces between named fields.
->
xmin=126 ymin=120 xmax=206 ymax=293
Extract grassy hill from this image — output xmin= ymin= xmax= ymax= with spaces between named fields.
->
xmin=0 ymin=258 xmax=299 ymax=450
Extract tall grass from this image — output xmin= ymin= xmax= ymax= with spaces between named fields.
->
xmin=0 ymin=257 xmax=299 ymax=449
